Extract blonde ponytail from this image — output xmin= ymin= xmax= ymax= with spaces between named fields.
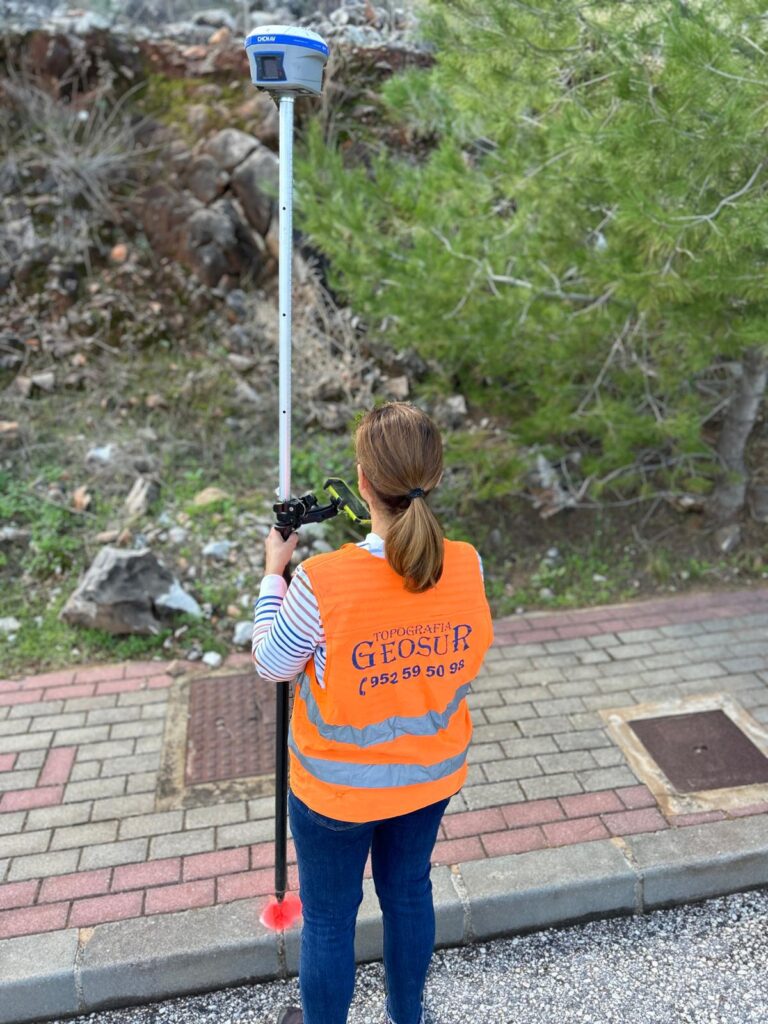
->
xmin=355 ymin=403 xmax=444 ymax=593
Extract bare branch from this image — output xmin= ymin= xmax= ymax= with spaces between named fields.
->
xmin=671 ymin=162 xmax=765 ymax=226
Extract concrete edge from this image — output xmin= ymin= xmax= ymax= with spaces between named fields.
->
xmin=1 ymin=817 xmax=767 ymax=1024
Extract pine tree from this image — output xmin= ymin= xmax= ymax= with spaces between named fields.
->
xmin=298 ymin=0 xmax=768 ymax=516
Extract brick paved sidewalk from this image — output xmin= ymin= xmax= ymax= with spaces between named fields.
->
xmin=2 ymin=587 xmax=768 ymax=943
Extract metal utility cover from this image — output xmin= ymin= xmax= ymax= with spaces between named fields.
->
xmin=628 ymin=709 xmax=768 ymax=793
xmin=186 ymin=673 xmax=276 ymax=785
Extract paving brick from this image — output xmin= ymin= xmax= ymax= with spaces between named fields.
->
xmin=101 ymin=753 xmax=160 ymax=778
xmin=1 ymin=785 xmax=63 ymax=811
xmin=499 ymin=685 xmax=550 ymax=705
xmin=69 ymin=762 xmax=100 ymax=782
xmin=481 ymin=826 xmax=547 ymax=858
xmin=593 ymin=747 xmax=625 ymax=768
xmin=217 ymin=820 xmax=273 ymax=849
xmin=183 ymin=846 xmax=250 ymax=880
xmin=110 ymin=719 xmax=165 ymax=740
xmin=0 ymin=901 xmax=69 ymax=938
xmin=96 ymin=678 xmax=146 ymax=696
xmin=135 ymin=736 xmax=163 ymax=755
xmin=588 ymin=633 xmax=620 ymax=649
xmin=8 ymin=848 xmax=80 ymax=881
xmin=500 ymin=798 xmax=564 ymax=828
xmin=117 ymin=689 xmax=167 ymax=706
xmin=0 ymin=718 xmax=30 ymax=736
xmin=64 ymin=776 xmax=125 ymax=803
xmin=0 ymin=811 xmax=25 ymax=835
xmin=500 ymin=736 xmax=558 ymax=759
xmin=8 ymin=700 xmax=61 ymax=719
xmin=549 ymin=680 xmax=598 ymax=699
xmin=0 ymin=829 xmax=51 ymax=858
xmin=126 ymin=771 xmax=158 ymax=794
xmin=484 ymin=703 xmax=537 ymax=725
xmin=119 ymin=810 xmax=183 ymax=840
xmin=582 ymin=692 xmax=635 ymax=711
xmin=147 ymin=673 xmax=174 ymax=690
xmin=51 ymin=820 xmax=118 ymax=850
xmin=615 ymin=784 xmax=657 ymax=809
xmin=69 ymin=890 xmax=143 ymax=927
xmin=520 ymin=773 xmax=582 ymax=801
xmin=145 ymin=878 xmax=215 ymax=915
xmin=483 ymin=757 xmax=542 ymax=783
xmin=432 ymin=836 xmax=485 ymax=865
xmin=23 ymin=669 xmax=75 ymax=689
xmin=515 ymin=668 xmax=565 ymax=686
xmin=677 ymin=661 xmax=728 ymax=681
xmin=467 ymin=742 xmax=505 ymax=764
xmin=552 ymin=729 xmax=610 ymax=752
xmin=727 ymin=800 xmax=768 ymax=818
xmin=517 ymin=716 xmax=571 ymax=738
xmin=608 ymin=642 xmax=655 ymax=661
xmin=247 ymin=796 xmax=275 ymax=821
xmin=532 ymin=697 xmax=587 ymax=717
xmin=85 ymin=707 xmax=142 ymax=726
xmin=52 ymin=725 xmax=109 ymax=746
xmin=542 ymin=816 xmax=610 ymax=846
xmin=39 ymin=868 xmax=111 ymax=902
xmin=537 ymin=750 xmax=597 ymax=774
xmin=465 ymin=691 xmax=504 ymax=710
xmin=184 ymin=802 xmax=247 ymax=830
xmin=91 ymin=792 xmax=157 ymax=822
xmin=465 ymin=723 xmax=521 ymax=745
xmin=75 ymin=739 xmax=135 ymax=763
xmin=578 ymin=766 xmax=639 ymax=791
xmin=217 ymin=867 xmax=274 ymax=902
xmin=29 ymin=713 xmax=85 ymax=733
xmin=442 ymin=807 xmax=506 ymax=840
xmin=602 ymin=807 xmax=668 ymax=836
xmin=150 ymin=828 xmax=215 ymax=860
xmin=0 ymin=689 xmax=44 ymax=707
xmin=13 ymin=748 xmax=47 ymax=769
xmin=112 ymin=858 xmax=181 ymax=891
xmin=25 ymin=802 xmax=91 ymax=831
xmin=64 ymin=694 xmax=117 ymax=712
xmin=0 ymin=769 xmax=40 ymax=793
xmin=79 ymin=837 xmax=148 ymax=871
xmin=559 ymin=790 xmax=624 ymax=817
xmin=577 ymin=650 xmax=611 ymax=665
xmin=543 ymin=638 xmax=591 ymax=654
xmin=0 ymin=731 xmax=54 ymax=753
xmin=123 ymin=661 xmax=169 ymax=679
xmin=44 ymin=685 xmax=95 ymax=700
xmin=39 ymin=746 xmax=77 ymax=787
xmin=140 ymin=702 xmax=168 ymax=720
xmin=0 ymin=879 xmax=38 ymax=910
xmin=462 ymin=780 xmax=524 ymax=810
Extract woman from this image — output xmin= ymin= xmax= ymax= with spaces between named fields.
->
xmin=253 ymin=402 xmax=493 ymax=1024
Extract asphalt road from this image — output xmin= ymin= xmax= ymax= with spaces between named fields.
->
xmin=46 ymin=887 xmax=768 ymax=1024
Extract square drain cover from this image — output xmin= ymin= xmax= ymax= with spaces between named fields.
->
xmin=186 ymin=672 xmax=276 ymax=785
xmin=629 ymin=709 xmax=768 ymax=793
xmin=157 ymin=669 xmax=287 ymax=810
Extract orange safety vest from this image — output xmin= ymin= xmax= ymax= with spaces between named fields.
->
xmin=288 ymin=539 xmax=494 ymax=822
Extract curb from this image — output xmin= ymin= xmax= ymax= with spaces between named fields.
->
xmin=2 ymin=815 xmax=768 ymax=1024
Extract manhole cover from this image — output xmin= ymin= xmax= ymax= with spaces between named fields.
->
xmin=185 ymin=672 xmax=277 ymax=785
xmin=628 ymin=709 xmax=768 ymax=793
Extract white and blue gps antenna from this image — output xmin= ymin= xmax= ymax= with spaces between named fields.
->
xmin=243 ymin=25 xmax=329 ymax=927
xmin=244 ymin=26 xmax=329 ymax=508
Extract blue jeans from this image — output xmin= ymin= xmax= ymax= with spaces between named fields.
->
xmin=288 ymin=790 xmax=451 ymax=1024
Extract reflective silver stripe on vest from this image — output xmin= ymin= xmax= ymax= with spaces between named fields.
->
xmin=288 ymin=729 xmax=469 ymax=789
xmin=300 ymin=674 xmax=472 ymax=748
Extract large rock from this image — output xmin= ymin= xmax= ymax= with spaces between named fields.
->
xmin=139 ymin=186 xmax=265 ymax=287
xmin=60 ymin=547 xmax=201 ymax=635
xmin=184 ymin=154 xmax=229 ymax=204
xmin=203 ymin=128 xmax=257 ymax=172
xmin=231 ymin=144 xmax=279 ymax=236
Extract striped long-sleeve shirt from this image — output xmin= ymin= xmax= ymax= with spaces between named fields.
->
xmin=252 ymin=533 xmax=483 ymax=688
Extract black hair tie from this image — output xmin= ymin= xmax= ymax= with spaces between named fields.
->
xmin=407 ymin=488 xmax=426 ymax=500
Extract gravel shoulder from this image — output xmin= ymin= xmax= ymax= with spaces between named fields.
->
xmin=42 ymin=887 xmax=768 ymax=1024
